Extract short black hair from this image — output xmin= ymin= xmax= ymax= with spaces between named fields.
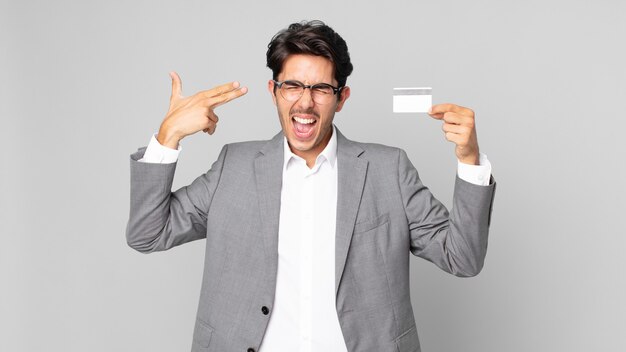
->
xmin=266 ymin=20 xmax=353 ymax=87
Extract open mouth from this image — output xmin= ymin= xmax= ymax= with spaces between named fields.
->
xmin=292 ymin=115 xmax=317 ymax=139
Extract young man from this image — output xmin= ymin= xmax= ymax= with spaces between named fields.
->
xmin=127 ymin=20 xmax=495 ymax=352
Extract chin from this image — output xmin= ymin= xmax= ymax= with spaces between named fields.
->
xmin=289 ymin=140 xmax=313 ymax=152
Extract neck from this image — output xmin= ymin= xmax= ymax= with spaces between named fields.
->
xmin=291 ymin=147 xmax=321 ymax=169
xmin=290 ymin=128 xmax=333 ymax=169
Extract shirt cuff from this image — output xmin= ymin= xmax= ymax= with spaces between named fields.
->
xmin=457 ymin=152 xmax=492 ymax=186
xmin=138 ymin=133 xmax=181 ymax=164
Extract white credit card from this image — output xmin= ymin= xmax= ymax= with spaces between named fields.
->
xmin=393 ymin=87 xmax=432 ymax=113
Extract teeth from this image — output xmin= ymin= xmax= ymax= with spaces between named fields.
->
xmin=294 ymin=116 xmax=315 ymax=124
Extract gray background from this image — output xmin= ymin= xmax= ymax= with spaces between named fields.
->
xmin=1 ymin=0 xmax=624 ymax=351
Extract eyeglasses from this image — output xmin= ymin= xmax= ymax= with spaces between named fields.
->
xmin=273 ymin=80 xmax=343 ymax=105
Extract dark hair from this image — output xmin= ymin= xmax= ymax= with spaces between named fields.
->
xmin=266 ymin=20 xmax=353 ymax=87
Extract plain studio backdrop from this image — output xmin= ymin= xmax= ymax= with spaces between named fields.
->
xmin=1 ymin=0 xmax=624 ymax=351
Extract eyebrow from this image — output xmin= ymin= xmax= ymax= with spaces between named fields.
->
xmin=283 ymin=79 xmax=335 ymax=86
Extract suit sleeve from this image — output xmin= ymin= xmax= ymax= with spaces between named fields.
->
xmin=125 ymin=144 xmax=228 ymax=253
xmin=398 ymin=149 xmax=496 ymax=277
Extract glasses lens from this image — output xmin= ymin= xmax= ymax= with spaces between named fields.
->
xmin=311 ymin=85 xmax=335 ymax=104
xmin=280 ymin=81 xmax=303 ymax=101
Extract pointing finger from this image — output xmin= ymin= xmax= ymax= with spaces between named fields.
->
xmin=169 ymin=71 xmax=183 ymax=99
xmin=199 ymin=81 xmax=243 ymax=98
xmin=204 ymin=86 xmax=248 ymax=108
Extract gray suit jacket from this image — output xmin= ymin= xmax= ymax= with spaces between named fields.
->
xmin=126 ymin=128 xmax=496 ymax=352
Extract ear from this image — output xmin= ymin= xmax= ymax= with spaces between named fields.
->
xmin=335 ymin=86 xmax=351 ymax=112
xmin=268 ymin=80 xmax=277 ymax=106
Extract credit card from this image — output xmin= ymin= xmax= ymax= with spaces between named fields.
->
xmin=393 ymin=87 xmax=432 ymax=113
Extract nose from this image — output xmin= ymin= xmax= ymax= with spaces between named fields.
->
xmin=297 ymin=87 xmax=315 ymax=109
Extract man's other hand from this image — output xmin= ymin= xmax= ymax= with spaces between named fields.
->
xmin=428 ymin=103 xmax=480 ymax=165
xmin=157 ymin=72 xmax=248 ymax=149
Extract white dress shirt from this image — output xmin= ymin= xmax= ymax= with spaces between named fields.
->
xmin=139 ymin=127 xmax=492 ymax=351
xmin=259 ymin=127 xmax=345 ymax=351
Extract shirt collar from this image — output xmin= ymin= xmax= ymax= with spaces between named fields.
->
xmin=283 ymin=125 xmax=338 ymax=171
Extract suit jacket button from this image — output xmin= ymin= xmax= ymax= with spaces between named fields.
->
xmin=247 ymin=348 xmax=255 ymax=352
xmin=261 ymin=306 xmax=269 ymax=315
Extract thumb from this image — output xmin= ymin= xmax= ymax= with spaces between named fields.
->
xmin=169 ymin=71 xmax=182 ymax=99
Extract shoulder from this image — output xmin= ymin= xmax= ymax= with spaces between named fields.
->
xmin=218 ymin=133 xmax=282 ymax=163
xmin=339 ymin=133 xmax=405 ymax=164
xmin=356 ymin=141 xmax=402 ymax=158
xmin=224 ymin=139 xmax=268 ymax=155
xmin=354 ymin=142 xmax=408 ymax=176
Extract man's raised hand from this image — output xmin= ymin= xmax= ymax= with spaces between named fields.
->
xmin=157 ymin=72 xmax=248 ymax=149
xmin=428 ymin=103 xmax=480 ymax=165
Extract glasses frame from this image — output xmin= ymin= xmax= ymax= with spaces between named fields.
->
xmin=272 ymin=80 xmax=343 ymax=104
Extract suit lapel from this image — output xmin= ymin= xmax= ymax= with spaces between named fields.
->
xmin=334 ymin=129 xmax=368 ymax=295
xmin=254 ymin=132 xmax=284 ymax=280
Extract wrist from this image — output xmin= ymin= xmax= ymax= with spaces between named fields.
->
xmin=458 ymin=153 xmax=479 ymax=165
xmin=157 ymin=125 xmax=182 ymax=150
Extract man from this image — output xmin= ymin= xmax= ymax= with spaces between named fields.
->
xmin=127 ymin=20 xmax=495 ymax=352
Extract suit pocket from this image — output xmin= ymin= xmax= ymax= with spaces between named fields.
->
xmin=395 ymin=325 xmax=420 ymax=352
xmin=353 ymin=213 xmax=389 ymax=236
xmin=192 ymin=318 xmax=214 ymax=348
